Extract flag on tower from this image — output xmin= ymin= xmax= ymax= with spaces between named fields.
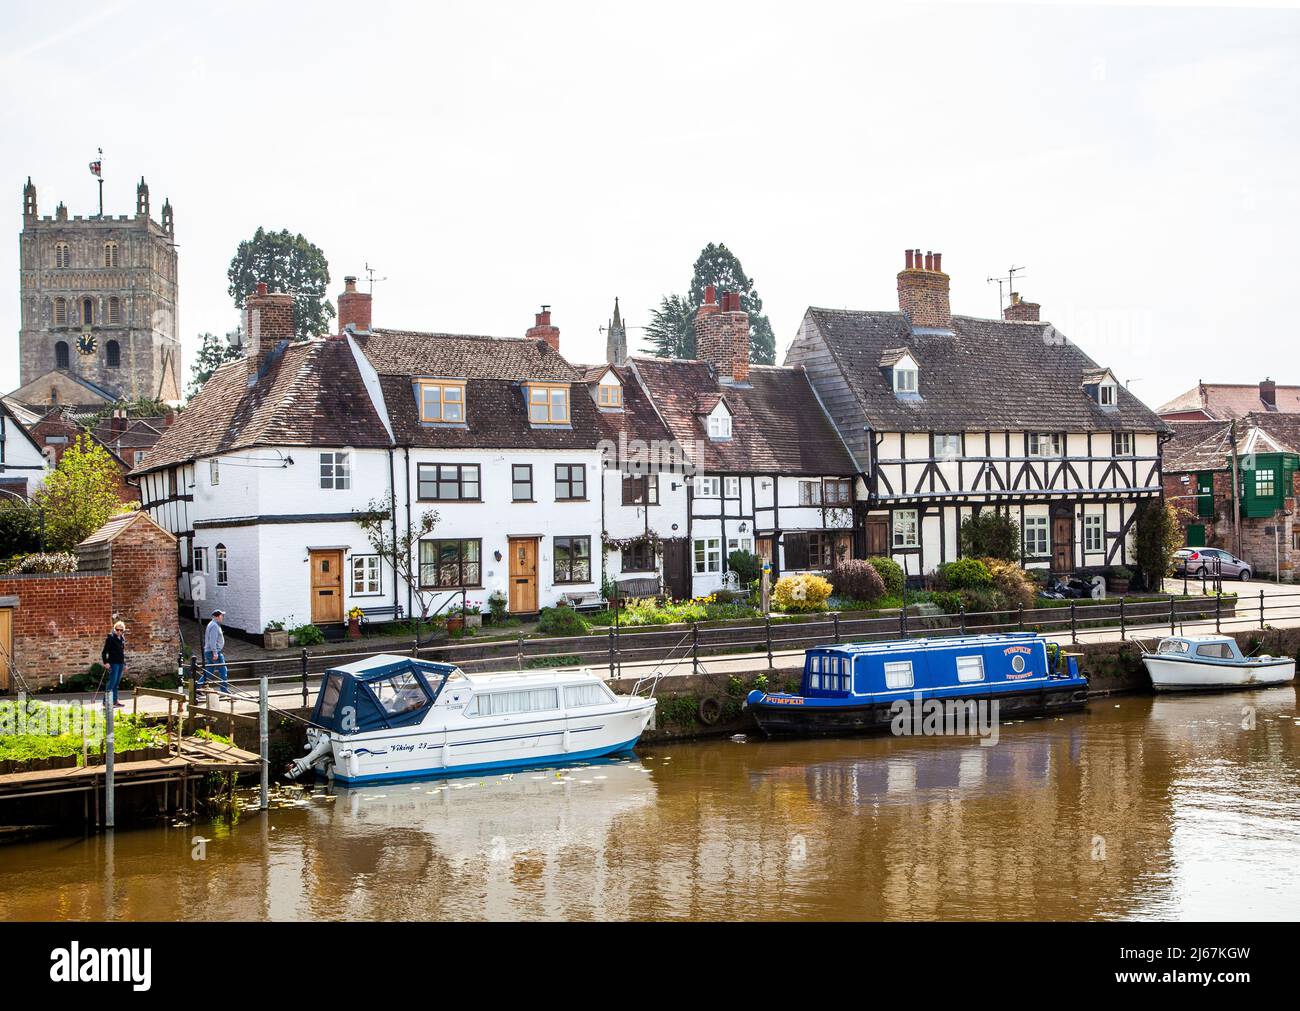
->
xmin=89 ymin=159 xmax=102 ymax=178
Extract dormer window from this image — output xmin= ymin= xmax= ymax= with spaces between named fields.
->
xmin=707 ymin=403 xmax=732 ymax=440
xmin=1099 ymin=382 xmax=1117 ymax=407
xmin=881 ymin=349 xmax=920 ymax=397
xmin=894 ymin=366 xmax=918 ymax=394
xmin=417 ymin=379 xmax=466 ymax=424
xmin=527 ymin=383 xmax=570 ymax=425
xmin=1085 ymin=368 xmax=1119 ymax=408
xmin=597 ymin=383 xmax=622 ymax=408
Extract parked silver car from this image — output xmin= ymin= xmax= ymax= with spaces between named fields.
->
xmin=1174 ymin=547 xmax=1253 ymax=581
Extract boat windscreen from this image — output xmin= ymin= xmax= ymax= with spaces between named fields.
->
xmin=370 ymin=670 xmax=430 ymax=716
xmin=1158 ymin=640 xmax=1189 ymax=654
xmin=318 ymin=674 xmax=344 ymax=720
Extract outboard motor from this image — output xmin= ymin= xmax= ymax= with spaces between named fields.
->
xmin=286 ymin=729 xmax=333 ymax=780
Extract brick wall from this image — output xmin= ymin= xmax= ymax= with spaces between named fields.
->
xmin=0 ymin=572 xmax=112 ymax=690
xmin=1164 ymin=468 xmax=1298 ymax=580
xmin=103 ymin=516 xmax=180 ymax=673
xmin=896 ymin=249 xmax=952 ymax=329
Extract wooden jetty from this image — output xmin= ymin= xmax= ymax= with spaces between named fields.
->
xmin=0 ymin=687 xmax=262 ymax=825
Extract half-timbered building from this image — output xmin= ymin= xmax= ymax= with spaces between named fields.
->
xmin=785 ymin=250 xmax=1168 ymax=581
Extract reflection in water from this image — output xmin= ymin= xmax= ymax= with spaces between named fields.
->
xmin=0 ymin=688 xmax=1296 ymax=921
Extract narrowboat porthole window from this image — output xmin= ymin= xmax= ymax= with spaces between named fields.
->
xmin=884 ymin=661 xmax=914 ymax=690
xmin=956 ymin=655 xmax=984 ymax=683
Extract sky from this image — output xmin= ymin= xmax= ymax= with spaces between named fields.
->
xmin=2 ymin=0 xmax=1297 ymax=411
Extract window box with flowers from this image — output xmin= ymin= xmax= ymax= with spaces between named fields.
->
xmin=461 ymin=600 xmax=483 ymax=629
xmin=263 ymin=620 xmax=289 ymax=650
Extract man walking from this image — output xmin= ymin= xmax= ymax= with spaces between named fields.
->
xmin=100 ymin=620 xmax=127 ymax=708
xmin=200 ymin=609 xmax=229 ymax=696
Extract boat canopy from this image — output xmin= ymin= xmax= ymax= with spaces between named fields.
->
xmin=1156 ymin=636 xmax=1244 ymax=660
xmin=310 ymin=654 xmax=457 ymax=734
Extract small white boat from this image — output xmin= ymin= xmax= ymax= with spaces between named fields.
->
xmin=287 ymin=654 xmax=657 ymax=784
xmin=1141 ymin=635 xmax=1295 ymax=692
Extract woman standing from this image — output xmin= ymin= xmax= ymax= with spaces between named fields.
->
xmin=101 ymin=620 xmax=127 ymax=709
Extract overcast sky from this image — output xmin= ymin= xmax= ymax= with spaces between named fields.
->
xmin=3 ymin=1 xmax=1296 ymax=410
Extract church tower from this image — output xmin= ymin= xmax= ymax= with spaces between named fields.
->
xmin=606 ymin=296 xmax=627 ymax=367
xmin=14 ymin=175 xmax=181 ymax=407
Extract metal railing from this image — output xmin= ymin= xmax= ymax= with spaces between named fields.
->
xmin=179 ymin=584 xmax=1300 ymax=708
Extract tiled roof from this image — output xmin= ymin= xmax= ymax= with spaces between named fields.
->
xmin=802 ymin=308 xmax=1168 ymax=434
xmin=357 ymin=329 xmax=582 ymax=381
xmin=1156 ymin=382 xmax=1300 ymax=419
xmin=132 ymin=340 xmax=391 ymax=474
xmin=631 ymin=358 xmax=857 ymax=475
xmin=1164 ymin=414 xmax=1300 ymax=473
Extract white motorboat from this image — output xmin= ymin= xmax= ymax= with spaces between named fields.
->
xmin=287 ymin=654 xmax=657 ymax=784
xmin=1141 ymin=635 xmax=1295 ymax=692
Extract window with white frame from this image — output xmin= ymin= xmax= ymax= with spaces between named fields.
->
xmin=1028 ymin=433 xmax=1062 ymax=458
xmin=892 ymin=509 xmax=919 ymax=548
xmin=320 ymin=451 xmax=351 ymax=489
xmin=727 ymin=536 xmax=753 ymax=556
xmin=193 ymin=547 xmax=206 ymax=573
xmin=707 ymin=408 xmax=732 ymax=440
xmin=799 ymin=480 xmax=822 ymax=506
xmin=1024 ymin=515 xmax=1049 ymax=556
xmin=1083 ymin=514 xmax=1103 ymax=553
xmin=884 ymin=661 xmax=914 ymax=690
xmin=934 ymin=434 xmax=961 ymax=460
xmin=1255 ymin=468 xmax=1276 ymax=498
xmin=723 ymin=476 xmax=741 ymax=498
xmin=694 ymin=475 xmax=720 ymax=497
xmin=1099 ymin=382 xmax=1117 ymax=407
xmin=1112 ymin=432 xmax=1134 ymax=456
xmin=693 ymin=537 xmax=722 ymax=574
xmin=352 ymin=554 xmax=382 ymax=595
xmin=893 ymin=367 xmax=918 ymax=394
xmin=956 ymin=655 xmax=985 ymax=683
xmin=209 ymin=457 xmax=220 ymax=486
xmin=215 ymin=544 xmax=228 ymax=585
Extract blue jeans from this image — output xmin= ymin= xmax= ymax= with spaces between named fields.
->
xmin=200 ymin=651 xmax=229 ymax=694
xmin=107 ymin=663 xmax=124 ymax=705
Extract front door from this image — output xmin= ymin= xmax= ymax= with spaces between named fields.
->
xmin=865 ymin=515 xmax=889 ymax=557
xmin=309 ymin=550 xmax=345 ymax=624
xmin=0 ymin=607 xmax=11 ymax=691
xmin=509 ymin=537 xmax=539 ymax=613
xmin=1051 ymin=514 xmax=1075 ymax=573
xmin=661 ymin=538 xmax=692 ymax=601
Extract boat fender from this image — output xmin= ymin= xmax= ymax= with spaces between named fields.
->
xmin=698 ymin=695 xmax=724 ymax=726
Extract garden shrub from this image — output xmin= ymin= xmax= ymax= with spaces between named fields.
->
xmin=867 ymin=556 xmax=905 ymax=597
xmin=984 ymin=557 xmax=1036 ymax=610
xmin=959 ymin=510 xmax=1020 ymax=561
xmin=537 ymin=606 xmax=591 ymax=637
xmin=772 ymin=574 xmax=833 ymax=613
xmin=960 ymin=586 xmax=1003 ymax=617
xmin=828 ymin=559 xmax=886 ymax=603
xmin=727 ymin=550 xmax=763 ymax=587
xmin=931 ymin=590 xmax=964 ymax=615
xmin=940 ymin=558 xmax=994 ymax=591
xmin=290 ymin=623 xmax=325 ymax=646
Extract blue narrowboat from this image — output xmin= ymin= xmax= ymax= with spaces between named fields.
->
xmin=744 ymin=632 xmax=1089 ymax=737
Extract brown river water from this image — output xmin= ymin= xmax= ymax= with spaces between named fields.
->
xmin=2 ymin=687 xmax=1297 ymax=921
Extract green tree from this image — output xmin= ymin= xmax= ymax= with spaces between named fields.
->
xmin=0 ymin=499 xmax=43 ymax=558
xmin=186 ymin=330 xmax=245 ymax=401
xmin=35 ymin=434 xmax=132 ymax=551
xmin=959 ymin=510 xmax=1021 ymax=561
xmin=1134 ymin=499 xmax=1184 ymax=592
xmin=646 ymin=242 xmax=777 ymax=364
xmin=226 ymin=227 xmax=334 ymax=340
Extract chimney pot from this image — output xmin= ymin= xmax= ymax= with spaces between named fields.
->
xmin=933 ymin=252 xmax=942 ymax=272
xmin=896 ymin=248 xmax=952 ymax=329
xmin=924 ymin=251 xmax=933 ymax=271
xmin=525 ymin=305 xmax=561 ymax=352
xmin=905 ymin=249 xmax=914 ymax=270
xmin=704 ymin=284 xmax=717 ymax=306
xmin=344 ymin=275 xmax=357 ymax=292
xmin=255 ymin=281 xmax=268 ymax=296
xmin=1260 ymin=378 xmax=1277 ymax=408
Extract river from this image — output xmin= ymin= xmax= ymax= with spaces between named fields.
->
xmin=2 ymin=687 xmax=1297 ymax=921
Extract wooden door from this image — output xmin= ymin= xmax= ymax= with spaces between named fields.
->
xmin=509 ymin=537 xmax=539 ymax=613
xmin=865 ymin=516 xmax=889 ymax=557
xmin=1051 ymin=515 xmax=1075 ymax=573
xmin=0 ymin=608 xmax=12 ymax=691
xmin=310 ymin=550 xmax=344 ymax=624
xmin=661 ymin=538 xmax=692 ymax=601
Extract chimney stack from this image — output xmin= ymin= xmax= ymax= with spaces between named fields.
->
xmin=337 ymin=275 xmax=372 ymax=335
xmin=1003 ymin=291 xmax=1041 ymax=322
xmin=696 ymin=288 xmax=750 ymax=383
xmin=896 ymin=247 xmax=951 ymax=329
xmin=526 ymin=306 xmax=561 ymax=353
xmin=243 ymin=281 xmax=294 ymax=379
xmin=1260 ymin=378 xmax=1277 ymax=409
